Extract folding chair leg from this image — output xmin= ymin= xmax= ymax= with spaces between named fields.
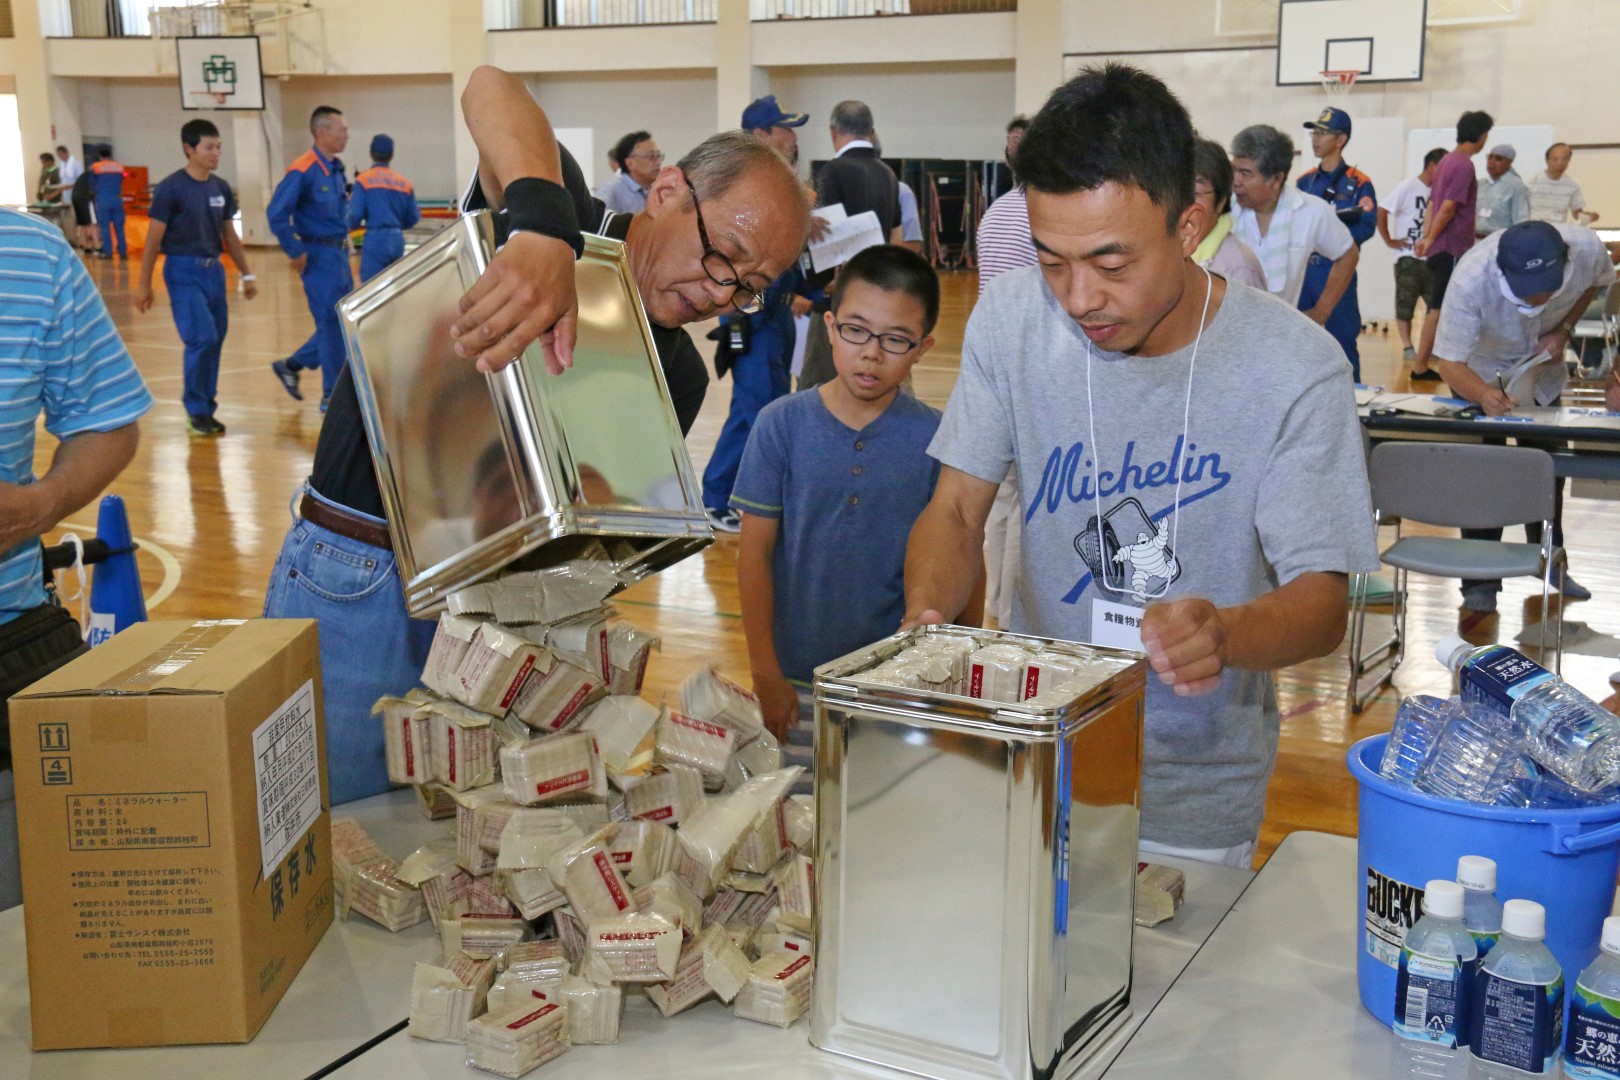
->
xmin=1348 ymin=569 xmax=1404 ymax=714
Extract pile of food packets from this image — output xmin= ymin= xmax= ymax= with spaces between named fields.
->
xmin=346 ymin=561 xmax=815 ymax=1077
xmin=856 ymin=629 xmax=1123 ymax=707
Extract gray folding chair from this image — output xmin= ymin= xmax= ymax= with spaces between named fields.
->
xmin=1347 ymin=441 xmax=1566 ymax=713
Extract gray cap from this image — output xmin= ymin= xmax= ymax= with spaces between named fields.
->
xmin=1489 ymin=144 xmax=1517 ymax=160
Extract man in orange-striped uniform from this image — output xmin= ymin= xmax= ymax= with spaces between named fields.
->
xmin=89 ymin=144 xmax=127 ymax=260
xmin=349 ymin=134 xmax=420 ymax=283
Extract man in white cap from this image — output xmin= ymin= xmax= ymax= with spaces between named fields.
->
xmin=1476 ymin=144 xmax=1529 ymax=239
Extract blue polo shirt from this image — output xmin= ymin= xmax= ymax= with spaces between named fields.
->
xmin=730 ymin=388 xmax=941 ymax=684
xmin=149 ymin=169 xmax=237 ymax=258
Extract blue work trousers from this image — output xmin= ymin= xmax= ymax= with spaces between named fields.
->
xmin=163 ymin=255 xmax=229 ymax=420
xmin=96 ymin=197 xmax=126 ymax=257
xmin=702 ymin=312 xmax=794 ymax=512
xmin=1300 ymin=253 xmax=1362 ymax=380
xmin=359 ymin=228 xmax=405 ymax=284
xmin=262 ymin=486 xmax=435 ymax=805
xmin=291 ymin=244 xmax=354 ymax=397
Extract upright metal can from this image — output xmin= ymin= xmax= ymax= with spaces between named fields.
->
xmin=811 ymin=626 xmax=1145 ymax=1080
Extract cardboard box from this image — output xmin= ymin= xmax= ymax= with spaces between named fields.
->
xmin=8 ymin=619 xmax=333 ymax=1049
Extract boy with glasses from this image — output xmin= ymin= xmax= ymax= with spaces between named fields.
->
xmin=731 ymin=245 xmax=944 ymax=776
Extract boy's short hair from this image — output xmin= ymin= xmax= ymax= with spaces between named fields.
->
xmin=830 ymin=245 xmax=940 ymax=335
xmin=39 ymin=152 xmax=55 ymax=164
xmin=1456 ymin=110 xmax=1493 ymax=145
xmin=181 ymin=119 xmax=220 ymax=150
xmin=1423 ymin=147 xmax=1447 ymax=169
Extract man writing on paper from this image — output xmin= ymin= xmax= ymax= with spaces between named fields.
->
xmin=902 ymin=64 xmax=1379 ymax=868
xmin=1429 ymin=220 xmax=1613 ymax=612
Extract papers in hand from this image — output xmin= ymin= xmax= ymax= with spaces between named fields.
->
xmin=809 ymin=209 xmax=885 ymax=273
xmin=1496 ymin=350 xmax=1556 ymax=408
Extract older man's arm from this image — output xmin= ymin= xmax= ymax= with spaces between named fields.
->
xmin=0 ymin=425 xmax=139 ymax=555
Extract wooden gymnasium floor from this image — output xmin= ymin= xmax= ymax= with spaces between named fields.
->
xmin=48 ymin=242 xmax=1620 ymax=866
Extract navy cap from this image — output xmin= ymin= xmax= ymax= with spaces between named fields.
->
xmin=370 ymin=133 xmax=394 ymax=159
xmin=741 ymin=95 xmax=808 ymax=132
xmin=1304 ymin=107 xmax=1352 ymax=137
xmin=1496 ymin=221 xmax=1569 ymax=298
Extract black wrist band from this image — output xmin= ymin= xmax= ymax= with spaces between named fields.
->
xmin=502 ymin=177 xmax=584 ymax=258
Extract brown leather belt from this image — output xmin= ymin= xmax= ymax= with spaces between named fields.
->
xmin=299 ymin=493 xmax=393 ymax=552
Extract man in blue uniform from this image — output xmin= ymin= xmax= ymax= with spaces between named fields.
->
xmin=702 ymin=96 xmax=817 ymax=531
xmin=1297 ymin=107 xmax=1377 ymax=379
xmin=267 ymin=106 xmax=352 ymax=410
xmin=89 ymin=145 xmax=127 ymax=260
xmin=350 ymin=134 xmax=420 ymax=283
xmin=133 ymin=119 xmax=259 ymax=436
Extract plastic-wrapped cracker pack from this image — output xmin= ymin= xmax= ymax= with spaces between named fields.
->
xmin=441 ymin=913 xmax=532 ymax=960
xmin=547 ymin=607 xmax=612 ymax=683
xmin=967 ymin=642 xmax=1030 ymax=703
xmin=423 ymin=614 xmax=481 ymax=697
xmin=581 ymin=696 xmax=661 ymax=780
xmin=679 ymin=665 xmax=765 ymax=742
xmin=376 ymin=691 xmax=434 ymax=785
xmin=622 ymin=764 xmax=705 ymax=827
xmin=500 ymin=731 xmax=605 ymax=806
xmin=454 ymin=785 xmax=513 ymax=876
xmin=606 ymin=622 xmax=659 ymax=696
xmin=546 ymin=827 xmax=638 ymax=928
xmin=676 ymin=767 xmax=802 ymax=895
xmin=509 ymin=651 xmax=604 ymax=734
xmin=487 ymin=555 xmax=621 ymax=627
xmin=464 ymin=1000 xmax=570 ymax=1077
xmin=607 ymin=819 xmax=675 ymax=888
xmin=424 ymin=699 xmax=499 ymax=792
xmin=331 ymin=818 xmax=427 ymax=931
xmin=655 ymin=710 xmax=737 ymax=781
xmin=456 ymin=624 xmax=549 ymax=716
xmin=414 ymin=781 xmax=459 ymax=820
xmin=733 ymin=951 xmax=814 ymax=1028
xmin=409 ymin=954 xmax=496 ymax=1043
xmin=645 ymin=922 xmax=753 ymax=1017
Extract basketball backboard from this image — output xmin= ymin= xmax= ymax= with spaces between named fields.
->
xmin=177 ymin=37 xmax=265 ymax=111
xmin=1277 ymin=0 xmax=1427 ymax=86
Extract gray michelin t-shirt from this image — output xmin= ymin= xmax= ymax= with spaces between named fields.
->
xmin=930 ymin=268 xmax=1379 ymax=848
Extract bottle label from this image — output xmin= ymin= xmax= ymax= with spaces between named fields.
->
xmin=1396 ymin=946 xmax=1470 ymax=1046
xmin=1366 ymin=867 xmax=1426 ymax=970
xmin=1566 ymin=981 xmax=1620 ymax=1078
xmin=1460 ymin=645 xmax=1555 ymax=718
xmin=1472 ymin=969 xmax=1565 ymax=1073
xmin=1471 ymin=929 xmax=1501 ymax=961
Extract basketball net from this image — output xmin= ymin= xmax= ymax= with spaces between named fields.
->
xmin=1319 ymin=70 xmax=1359 ymax=99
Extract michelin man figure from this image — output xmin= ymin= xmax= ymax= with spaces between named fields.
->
xmin=1113 ymin=518 xmax=1178 ymax=598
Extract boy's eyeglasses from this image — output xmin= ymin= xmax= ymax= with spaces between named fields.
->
xmin=685 ymin=179 xmax=765 ymax=315
xmin=834 ymin=321 xmax=922 ymax=356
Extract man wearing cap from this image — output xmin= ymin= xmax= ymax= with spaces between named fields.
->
xmin=1431 ymin=220 xmax=1613 ymax=610
xmin=1296 ymin=107 xmax=1377 ymax=378
xmin=1477 ymin=144 xmax=1530 ymax=239
xmin=701 ymin=96 xmax=816 ymax=532
xmin=350 ymin=134 xmax=421 ymax=283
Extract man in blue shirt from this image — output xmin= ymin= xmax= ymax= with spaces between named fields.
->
xmin=267 ymin=106 xmax=352 ymax=410
xmin=0 ymin=207 xmax=153 ymax=909
xmin=1298 ymin=107 xmax=1377 ymax=378
xmin=599 ymin=131 xmax=662 ymax=214
xmin=350 ymin=134 xmax=421 ymax=283
xmin=89 ymin=144 xmax=128 ymax=260
xmin=134 ymin=119 xmax=259 ymax=436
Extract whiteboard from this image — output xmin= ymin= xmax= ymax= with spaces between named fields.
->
xmin=1406 ymin=125 xmax=1555 ymax=183
xmin=176 ymin=37 xmax=265 ymax=111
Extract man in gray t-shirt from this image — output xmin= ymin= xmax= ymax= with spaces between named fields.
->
xmin=905 ymin=63 xmax=1379 ymax=864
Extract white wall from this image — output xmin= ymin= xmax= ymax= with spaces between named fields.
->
xmin=278 ymin=76 xmax=459 ymax=200
xmin=524 ymin=70 xmax=720 ymax=186
xmin=70 ymin=78 xmax=242 ymax=184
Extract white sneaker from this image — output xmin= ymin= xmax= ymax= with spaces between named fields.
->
xmin=706 ymin=508 xmax=741 ymax=534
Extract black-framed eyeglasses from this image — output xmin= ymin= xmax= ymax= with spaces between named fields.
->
xmin=686 ymin=178 xmax=765 ymax=315
xmin=834 ymin=321 xmax=922 ymax=356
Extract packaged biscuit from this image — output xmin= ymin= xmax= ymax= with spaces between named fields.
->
xmin=732 ymin=797 xmax=791 ymax=875
xmin=465 ymin=872 xmax=519 ymax=916
xmin=550 ymin=800 xmax=610 ymax=833
xmin=655 ymin=710 xmax=737 ymax=781
xmin=485 ymin=970 xmax=563 ymax=1019
xmin=621 ymin=764 xmax=705 ymax=827
xmin=755 ymin=930 xmax=813 ymax=960
xmin=508 ymin=651 xmax=605 ymax=734
xmin=607 ymin=819 xmax=675 ymax=888
xmin=723 ymin=728 xmax=781 ymax=793
xmin=420 ymin=867 xmax=474 ymax=929
xmin=632 ymin=872 xmax=703 ymax=940
xmin=494 ymin=810 xmax=585 ymax=920
xmin=500 ymin=868 xmax=563 ymax=922
xmin=455 ymin=624 xmax=548 ymax=716
xmin=441 ymin=913 xmax=533 ymax=961
xmin=551 ymin=975 xmax=622 ymax=1045
xmin=425 ymin=699 xmax=499 ymax=792
xmin=500 ymin=731 xmax=605 ymax=806
xmin=490 ymin=558 xmax=621 ymax=627
xmin=501 ymin=939 xmax=571 ymax=978
xmin=581 ymin=696 xmax=661 ymax=778
xmin=645 ymin=923 xmax=753 ymax=1017
xmin=414 ymin=781 xmax=460 ymax=820
xmin=676 ymin=767 xmax=802 ymax=895
xmin=732 ymin=951 xmax=814 ymax=1028
xmin=966 ymin=643 xmax=1030 ymax=703
xmin=546 ymin=827 xmax=638 ymax=928
xmin=397 ymin=836 xmax=460 ymax=886
xmin=454 ymin=785 xmax=514 ymax=877
xmin=446 ymin=582 xmax=497 ymax=619
xmin=546 ymin=607 xmax=612 ymax=683
xmin=783 ymin=794 xmax=814 ymax=851
xmin=331 ymin=818 xmax=427 ymax=932
xmin=409 ymin=955 xmax=496 ymax=1043
xmin=464 ymin=1000 xmax=570 ymax=1077
xmin=584 ymin=908 xmax=682 ymax=983
xmin=1018 ymin=651 xmax=1090 ymax=702
xmin=423 ymin=613 xmax=481 ymax=697
xmin=771 ymin=853 xmax=814 ymax=934
xmin=376 ymin=693 xmax=433 ymax=785
xmin=605 ymin=622 xmax=660 ymax=696
xmin=679 ymin=665 xmax=765 ymax=742
xmin=552 ymin=906 xmax=587 ymax=969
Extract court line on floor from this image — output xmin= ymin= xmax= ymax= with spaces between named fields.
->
xmin=140 ymin=362 xmax=291 ymax=385
xmin=56 ymin=521 xmax=183 ymax=613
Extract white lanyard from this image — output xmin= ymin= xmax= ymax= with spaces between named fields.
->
xmin=1084 ymin=264 xmax=1213 ymax=602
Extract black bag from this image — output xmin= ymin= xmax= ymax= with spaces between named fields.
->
xmin=0 ymin=603 xmax=89 ymax=769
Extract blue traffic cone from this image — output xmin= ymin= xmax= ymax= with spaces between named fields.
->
xmin=85 ymin=494 xmax=146 ymax=647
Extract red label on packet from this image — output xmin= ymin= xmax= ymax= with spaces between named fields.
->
xmin=534 ymin=769 xmax=589 ymax=797
xmin=551 ymin=684 xmax=593 ymax=729
xmin=969 ymin=664 xmax=984 ymax=698
xmin=672 ymin=712 xmax=728 ymax=738
xmin=402 ymin=717 xmax=415 ymax=775
xmin=448 ymin=727 xmax=458 ymax=782
xmin=1024 ymin=667 xmax=1041 ymax=699
xmin=592 ymin=850 xmax=631 ymax=910
xmin=612 ymin=851 xmax=633 ymax=864
xmin=507 ymin=1003 xmax=559 ymax=1029
xmin=500 ymin=653 xmax=538 ymax=711
xmin=598 ymin=633 xmax=612 ymax=682
xmin=641 ymin=806 xmax=673 ymax=822
xmin=717 ymin=672 xmax=758 ymax=703
xmin=776 ymin=955 xmax=811 ymax=979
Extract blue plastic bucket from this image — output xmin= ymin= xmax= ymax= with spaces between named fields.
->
xmin=1350 ymin=733 xmax=1620 ymax=1024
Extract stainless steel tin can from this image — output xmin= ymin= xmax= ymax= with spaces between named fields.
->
xmin=811 ymin=626 xmax=1145 ymax=1080
xmin=338 ymin=211 xmax=711 ymax=616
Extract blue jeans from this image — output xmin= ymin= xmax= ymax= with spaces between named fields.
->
xmin=164 ymin=255 xmax=229 ymax=419
xmin=262 ymin=489 xmax=435 ymax=805
xmin=96 ymin=198 xmax=126 ymax=257
xmin=295 ymin=244 xmax=354 ymax=397
xmin=359 ymin=228 xmax=404 ymax=283
xmin=701 ymin=312 xmax=793 ymax=512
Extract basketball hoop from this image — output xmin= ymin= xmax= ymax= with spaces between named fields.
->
xmin=1319 ymin=70 xmax=1360 ymax=98
xmin=187 ymin=90 xmax=230 ymax=109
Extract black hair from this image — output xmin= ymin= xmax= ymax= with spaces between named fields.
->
xmin=1006 ymin=115 xmax=1029 ymax=134
xmin=97 ymin=143 xmax=113 ymax=157
xmin=1012 ymin=62 xmax=1194 ymax=231
xmin=55 ymin=145 xmax=69 ymax=155
xmin=612 ymin=131 xmax=653 ymax=170
xmin=1546 ymin=142 xmax=1571 ymax=161
xmin=310 ymin=106 xmax=343 ymax=136
xmin=1192 ymin=137 xmax=1233 ymax=216
xmin=1456 ymin=110 xmax=1493 ymax=146
xmin=1423 ymin=147 xmax=1447 ymax=169
xmin=181 ymin=119 xmax=220 ymax=150
xmin=39 ymin=152 xmax=55 ymax=164
xmin=829 ymin=244 xmax=941 ymax=336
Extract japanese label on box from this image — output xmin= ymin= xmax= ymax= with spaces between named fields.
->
xmin=67 ymin=792 xmax=210 ymax=852
xmin=253 ymin=678 xmax=321 ymax=880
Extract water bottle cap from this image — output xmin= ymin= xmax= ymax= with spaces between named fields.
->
xmin=1502 ymin=899 xmax=1545 ymax=939
xmin=1423 ymin=880 xmax=1464 ymax=919
xmin=1603 ymin=917 xmax=1620 ymax=955
xmin=1435 ymin=635 xmax=1472 ymax=672
xmin=1457 ymin=855 xmax=1497 ymax=892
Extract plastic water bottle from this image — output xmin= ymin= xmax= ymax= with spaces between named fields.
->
xmin=1566 ymin=916 xmax=1620 ymax=1079
xmin=1414 ymin=702 xmax=1523 ymax=804
xmin=1439 ymin=636 xmax=1620 ymax=792
xmin=1458 ymin=856 xmax=1503 ymax=969
xmin=1396 ymin=880 xmax=1477 ymax=1048
xmin=1470 ymin=899 xmax=1565 ymax=1075
xmin=1382 ymin=696 xmax=1462 ymax=786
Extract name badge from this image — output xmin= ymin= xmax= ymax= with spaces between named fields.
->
xmin=1090 ymin=597 xmax=1145 ymax=653
xmin=209 ymin=195 xmax=226 ymax=208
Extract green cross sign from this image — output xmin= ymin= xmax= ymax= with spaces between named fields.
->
xmin=202 ymin=55 xmax=238 ymax=96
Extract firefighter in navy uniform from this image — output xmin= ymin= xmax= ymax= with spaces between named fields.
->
xmin=349 ymin=134 xmax=420 ymax=283
xmin=1297 ymin=107 xmax=1377 ymax=379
